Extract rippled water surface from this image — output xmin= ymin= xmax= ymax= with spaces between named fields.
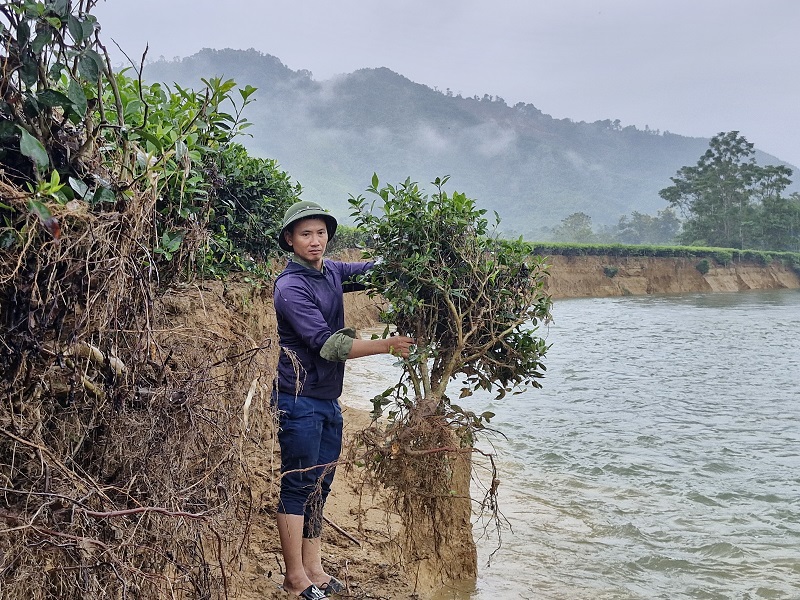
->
xmin=344 ymin=290 xmax=800 ymax=599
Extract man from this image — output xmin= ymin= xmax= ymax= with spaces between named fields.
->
xmin=272 ymin=201 xmax=414 ymax=598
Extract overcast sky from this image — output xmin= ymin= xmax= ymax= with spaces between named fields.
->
xmin=94 ymin=0 xmax=800 ymax=167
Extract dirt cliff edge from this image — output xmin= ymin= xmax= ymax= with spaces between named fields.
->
xmin=544 ymin=255 xmax=800 ymax=298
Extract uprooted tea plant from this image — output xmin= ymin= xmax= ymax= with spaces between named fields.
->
xmin=346 ymin=175 xmax=552 ymax=583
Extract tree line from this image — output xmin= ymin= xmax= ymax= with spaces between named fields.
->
xmin=547 ymin=131 xmax=800 ymax=252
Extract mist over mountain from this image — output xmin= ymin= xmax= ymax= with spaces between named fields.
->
xmin=141 ymin=48 xmax=797 ymax=238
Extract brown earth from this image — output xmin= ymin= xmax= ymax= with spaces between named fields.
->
xmin=164 ymin=256 xmax=799 ymax=600
xmin=544 ymin=255 xmax=800 ymax=299
xmin=159 ymin=280 xmax=427 ymax=600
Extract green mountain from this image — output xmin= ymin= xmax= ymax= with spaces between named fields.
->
xmin=141 ymin=48 xmax=797 ymax=238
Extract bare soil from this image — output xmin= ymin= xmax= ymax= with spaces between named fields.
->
xmin=164 ymin=280 xmax=432 ymax=599
xmin=544 ymin=255 xmax=800 ymax=298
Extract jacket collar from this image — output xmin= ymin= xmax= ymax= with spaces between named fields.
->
xmin=290 ymin=254 xmax=325 ymax=273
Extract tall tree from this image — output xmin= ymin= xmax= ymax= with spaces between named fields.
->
xmin=615 ymin=208 xmax=681 ymax=245
xmin=755 ymin=192 xmax=800 ymax=252
xmin=550 ymin=211 xmax=596 ymax=242
xmin=659 ymin=131 xmax=793 ymax=249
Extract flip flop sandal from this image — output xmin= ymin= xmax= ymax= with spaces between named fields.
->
xmin=298 ymin=584 xmax=327 ymax=600
xmin=319 ymin=576 xmax=344 ymax=596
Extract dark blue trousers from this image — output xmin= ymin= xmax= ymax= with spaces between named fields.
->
xmin=274 ymin=392 xmax=343 ymax=538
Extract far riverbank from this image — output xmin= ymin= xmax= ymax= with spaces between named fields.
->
xmin=543 ymin=255 xmax=800 ymax=299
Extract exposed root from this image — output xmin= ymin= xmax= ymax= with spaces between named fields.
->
xmin=0 ymin=177 xmax=275 ymax=599
xmin=345 ymin=412 xmax=499 ymax=588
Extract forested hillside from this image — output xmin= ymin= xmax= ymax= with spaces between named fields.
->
xmin=142 ymin=48 xmax=797 ymax=238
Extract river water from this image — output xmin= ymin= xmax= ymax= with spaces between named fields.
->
xmin=342 ymin=289 xmax=800 ymax=599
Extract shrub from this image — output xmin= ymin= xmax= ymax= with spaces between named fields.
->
xmin=696 ymin=259 xmax=711 ymax=274
xmin=209 ymin=142 xmax=299 ymax=262
xmin=785 ymin=255 xmax=800 ymax=276
xmin=712 ymin=250 xmax=733 ymax=266
xmin=603 ymin=265 xmax=619 ymax=278
xmin=0 ymin=3 xmax=289 ymax=598
xmin=326 ymin=223 xmax=370 ymax=254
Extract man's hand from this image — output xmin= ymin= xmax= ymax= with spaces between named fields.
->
xmin=347 ymin=335 xmax=416 ymax=360
xmin=386 ymin=335 xmax=415 ymax=358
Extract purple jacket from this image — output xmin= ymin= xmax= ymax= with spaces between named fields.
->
xmin=273 ymin=259 xmax=373 ymax=399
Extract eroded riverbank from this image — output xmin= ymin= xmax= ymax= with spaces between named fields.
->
xmin=544 ymin=255 xmax=800 ymax=298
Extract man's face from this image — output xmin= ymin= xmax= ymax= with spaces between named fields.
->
xmin=285 ymin=217 xmax=328 ymax=267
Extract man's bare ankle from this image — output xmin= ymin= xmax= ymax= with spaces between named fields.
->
xmin=283 ymin=574 xmax=313 ymax=595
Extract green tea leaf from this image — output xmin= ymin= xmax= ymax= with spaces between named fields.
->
xmin=28 ymin=198 xmax=60 ymax=239
xmin=78 ymin=54 xmax=100 ymax=81
xmin=18 ymin=127 xmax=49 ymax=172
xmin=123 ymin=99 xmax=143 ymax=121
xmin=37 ymin=89 xmax=71 ymax=109
xmin=50 ymin=0 xmax=70 ymax=18
xmin=81 ymin=17 xmax=96 ymax=41
xmin=31 ymin=30 xmax=53 ymax=54
xmin=91 ymin=186 xmax=116 ymax=205
xmin=69 ymin=177 xmax=89 ymax=198
xmin=17 ymin=21 xmax=30 ymax=49
xmin=67 ymin=78 xmax=87 ymax=118
xmin=67 ymin=15 xmax=84 ymax=42
xmin=28 ymin=198 xmax=52 ymax=221
xmin=0 ymin=121 xmax=17 ymax=140
xmin=20 ymin=52 xmax=38 ymax=86
xmin=175 ymin=139 xmax=188 ymax=162
xmin=48 ymin=61 xmax=65 ymax=80
xmin=136 ymin=130 xmax=164 ymax=153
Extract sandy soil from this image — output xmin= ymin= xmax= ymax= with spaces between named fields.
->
xmin=544 ymin=254 xmax=800 ymax=298
xmin=233 ymin=404 xmax=424 ymax=600
xmin=169 ymin=281 xmax=428 ymax=600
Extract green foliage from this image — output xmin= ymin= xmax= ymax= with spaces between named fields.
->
xmin=326 ymin=224 xmax=370 ymax=254
xmin=154 ymin=229 xmax=184 ymax=261
xmin=549 ymin=211 xmax=597 ymax=243
xmin=784 ymin=255 xmax=800 ymax=276
xmin=208 ymin=142 xmax=300 ymax=260
xmin=660 ymin=131 xmax=798 ymax=251
xmin=603 ymin=265 xmax=619 ymax=278
xmin=712 ymin=250 xmax=733 ymax=266
xmin=0 ymin=1 xmax=295 ymax=280
xmin=521 ymin=241 xmax=800 ymax=269
xmin=526 ymin=241 xmax=676 ymax=257
xmin=756 ymin=192 xmax=800 ymax=252
xmin=1 ymin=4 xmax=289 ymax=599
xmin=614 ymin=208 xmax=681 ymax=245
xmin=545 ymin=208 xmax=681 ymax=246
xmin=695 ymin=259 xmax=710 ymax=275
xmin=350 ymin=175 xmax=552 ymax=437
xmin=103 ymin=73 xmax=297 ymax=277
xmin=0 ymin=0 xmax=101 ymax=179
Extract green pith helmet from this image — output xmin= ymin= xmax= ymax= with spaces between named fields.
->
xmin=278 ymin=200 xmax=338 ymax=252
